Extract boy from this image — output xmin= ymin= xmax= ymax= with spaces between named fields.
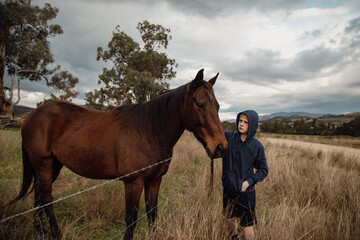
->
xmin=222 ymin=110 xmax=268 ymax=240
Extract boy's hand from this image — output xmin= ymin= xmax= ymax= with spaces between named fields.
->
xmin=242 ymin=181 xmax=250 ymax=192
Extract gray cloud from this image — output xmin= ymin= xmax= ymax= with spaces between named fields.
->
xmin=300 ymin=29 xmax=323 ymax=40
xmin=220 ymin=14 xmax=360 ymax=87
xmin=291 ymin=46 xmax=346 ymax=73
xmin=82 ymin=0 xmax=308 ymax=16
xmin=297 ymin=93 xmax=360 ymax=114
xmin=342 ymin=17 xmax=360 ymax=51
xmin=220 ymin=50 xmax=294 ymax=84
xmin=165 ymin=0 xmax=307 ymax=17
xmin=3 ymin=74 xmax=49 ymax=95
xmin=345 ymin=17 xmax=360 ymax=33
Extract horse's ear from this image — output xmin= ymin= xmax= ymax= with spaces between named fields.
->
xmin=189 ymin=69 xmax=204 ymax=92
xmin=208 ymin=73 xmax=219 ymax=86
xmin=195 ymin=69 xmax=204 ymax=81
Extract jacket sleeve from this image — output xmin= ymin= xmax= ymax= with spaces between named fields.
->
xmin=246 ymin=143 xmax=268 ymax=186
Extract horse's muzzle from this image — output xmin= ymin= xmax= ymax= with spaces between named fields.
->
xmin=207 ymin=143 xmax=226 ymax=158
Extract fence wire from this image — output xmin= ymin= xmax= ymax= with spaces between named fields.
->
xmin=0 ymin=146 xmax=202 ymax=223
xmin=110 ymin=156 xmax=210 ymax=240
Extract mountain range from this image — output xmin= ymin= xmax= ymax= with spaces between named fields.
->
xmin=224 ymin=111 xmax=328 ymax=122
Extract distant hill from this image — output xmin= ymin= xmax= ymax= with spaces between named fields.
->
xmin=13 ymin=105 xmax=34 ymax=117
xmin=259 ymin=112 xmax=325 ymax=121
xmin=222 ymin=111 xmax=327 ymax=122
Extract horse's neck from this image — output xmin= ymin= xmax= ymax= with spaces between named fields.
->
xmin=155 ymin=89 xmax=185 ymax=148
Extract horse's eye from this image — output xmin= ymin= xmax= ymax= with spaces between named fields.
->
xmin=196 ymin=102 xmax=205 ymax=110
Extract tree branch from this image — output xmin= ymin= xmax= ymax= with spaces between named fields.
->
xmin=14 ymin=75 xmax=21 ymax=105
xmin=7 ymin=58 xmax=51 ymax=85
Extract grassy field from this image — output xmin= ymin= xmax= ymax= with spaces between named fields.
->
xmin=261 ymin=132 xmax=360 ymax=149
xmin=0 ymin=129 xmax=359 ymax=239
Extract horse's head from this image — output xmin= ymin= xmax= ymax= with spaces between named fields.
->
xmin=182 ymin=69 xmax=228 ymax=158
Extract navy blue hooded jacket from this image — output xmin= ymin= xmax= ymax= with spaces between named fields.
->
xmin=222 ymin=110 xmax=268 ymax=194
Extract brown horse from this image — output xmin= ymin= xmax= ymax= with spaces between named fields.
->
xmin=9 ymin=69 xmax=227 ymax=239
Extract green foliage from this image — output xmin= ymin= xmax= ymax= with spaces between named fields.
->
xmin=221 ymin=121 xmax=236 ymax=131
xmin=36 ymin=71 xmax=79 ymax=106
xmin=1 ymin=1 xmax=62 ymax=78
xmin=85 ymin=20 xmax=177 ymax=109
xmin=0 ymin=0 xmax=78 ymax=115
xmin=334 ymin=117 xmax=360 ymax=137
xmin=261 ymin=118 xmax=331 ymax=135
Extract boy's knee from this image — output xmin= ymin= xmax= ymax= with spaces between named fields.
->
xmin=227 ymin=217 xmax=238 ymax=235
xmin=243 ymin=226 xmax=255 ymax=240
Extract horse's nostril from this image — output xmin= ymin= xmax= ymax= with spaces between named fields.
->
xmin=215 ymin=143 xmax=224 ymax=155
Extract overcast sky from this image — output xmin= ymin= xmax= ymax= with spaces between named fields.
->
xmin=9 ymin=0 xmax=360 ymax=120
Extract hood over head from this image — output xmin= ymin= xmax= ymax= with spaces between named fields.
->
xmin=236 ymin=110 xmax=259 ymax=141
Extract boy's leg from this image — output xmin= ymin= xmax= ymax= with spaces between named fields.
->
xmin=243 ymin=226 xmax=255 ymax=240
xmin=228 ymin=217 xmax=238 ymax=236
xmin=223 ymin=191 xmax=240 ymax=239
xmin=237 ymin=191 xmax=256 ymax=240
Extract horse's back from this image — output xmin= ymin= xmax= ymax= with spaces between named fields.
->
xmin=22 ymin=101 xmax=82 ymax=154
xmin=21 ymin=101 xmax=124 ymax=178
xmin=22 ymin=101 xmax=87 ymax=137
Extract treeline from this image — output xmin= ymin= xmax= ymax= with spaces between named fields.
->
xmin=221 ymin=121 xmax=237 ymax=131
xmin=334 ymin=117 xmax=360 ymax=137
xmin=260 ymin=117 xmax=360 ymax=137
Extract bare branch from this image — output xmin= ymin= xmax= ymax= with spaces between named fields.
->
xmin=13 ymin=71 xmax=21 ymax=105
xmin=9 ymin=72 xmax=15 ymax=102
xmin=9 ymin=52 xmax=20 ymax=103
xmin=17 ymin=69 xmax=37 ymax=74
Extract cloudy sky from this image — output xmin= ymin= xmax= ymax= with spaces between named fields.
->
xmin=11 ymin=0 xmax=360 ymax=120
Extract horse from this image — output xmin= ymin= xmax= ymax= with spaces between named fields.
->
xmin=8 ymin=69 xmax=228 ymax=239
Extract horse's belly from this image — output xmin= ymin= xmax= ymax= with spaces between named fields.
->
xmin=61 ymin=156 xmax=119 ymax=179
xmin=52 ymin=130 xmax=167 ymax=180
xmin=65 ymin=160 xmax=120 ymax=180
xmin=54 ymin=142 xmax=120 ymax=179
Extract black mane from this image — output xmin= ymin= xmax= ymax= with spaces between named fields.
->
xmin=111 ymin=84 xmax=187 ymax=138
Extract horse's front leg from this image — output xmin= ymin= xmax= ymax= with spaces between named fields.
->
xmin=144 ymin=176 xmax=162 ymax=226
xmin=123 ymin=178 xmax=144 ymax=240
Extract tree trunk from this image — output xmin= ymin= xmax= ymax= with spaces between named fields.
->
xmin=0 ymin=24 xmax=11 ymax=116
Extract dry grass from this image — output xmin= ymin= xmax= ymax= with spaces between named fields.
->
xmin=262 ymin=133 xmax=360 ymax=149
xmin=1 ymin=129 xmax=359 ymax=239
xmin=257 ymin=139 xmax=360 ymax=240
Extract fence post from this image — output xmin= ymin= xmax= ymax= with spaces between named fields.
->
xmin=208 ymin=158 xmax=214 ymax=197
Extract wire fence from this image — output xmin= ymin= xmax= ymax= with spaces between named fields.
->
xmin=0 ymin=146 xmax=203 ymax=223
xmin=147 ymin=165 xmax=207 ymax=239
xmin=110 ymin=156 xmax=210 ymax=240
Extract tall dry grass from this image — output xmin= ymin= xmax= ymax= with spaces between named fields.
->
xmin=256 ymin=139 xmax=360 ymax=239
xmin=262 ymin=133 xmax=360 ymax=149
xmin=1 ymin=129 xmax=359 ymax=239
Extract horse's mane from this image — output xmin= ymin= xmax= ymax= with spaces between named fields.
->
xmin=110 ymin=84 xmax=188 ymax=138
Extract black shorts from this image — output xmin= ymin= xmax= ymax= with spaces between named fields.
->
xmin=223 ymin=190 xmax=256 ymax=227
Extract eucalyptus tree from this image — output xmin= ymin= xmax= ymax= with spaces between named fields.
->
xmin=0 ymin=0 xmax=78 ymax=117
xmin=85 ymin=20 xmax=177 ymax=109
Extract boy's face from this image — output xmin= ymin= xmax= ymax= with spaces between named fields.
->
xmin=238 ymin=114 xmax=249 ymax=134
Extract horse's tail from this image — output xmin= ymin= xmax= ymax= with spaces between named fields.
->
xmin=5 ymin=143 xmax=35 ymax=206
